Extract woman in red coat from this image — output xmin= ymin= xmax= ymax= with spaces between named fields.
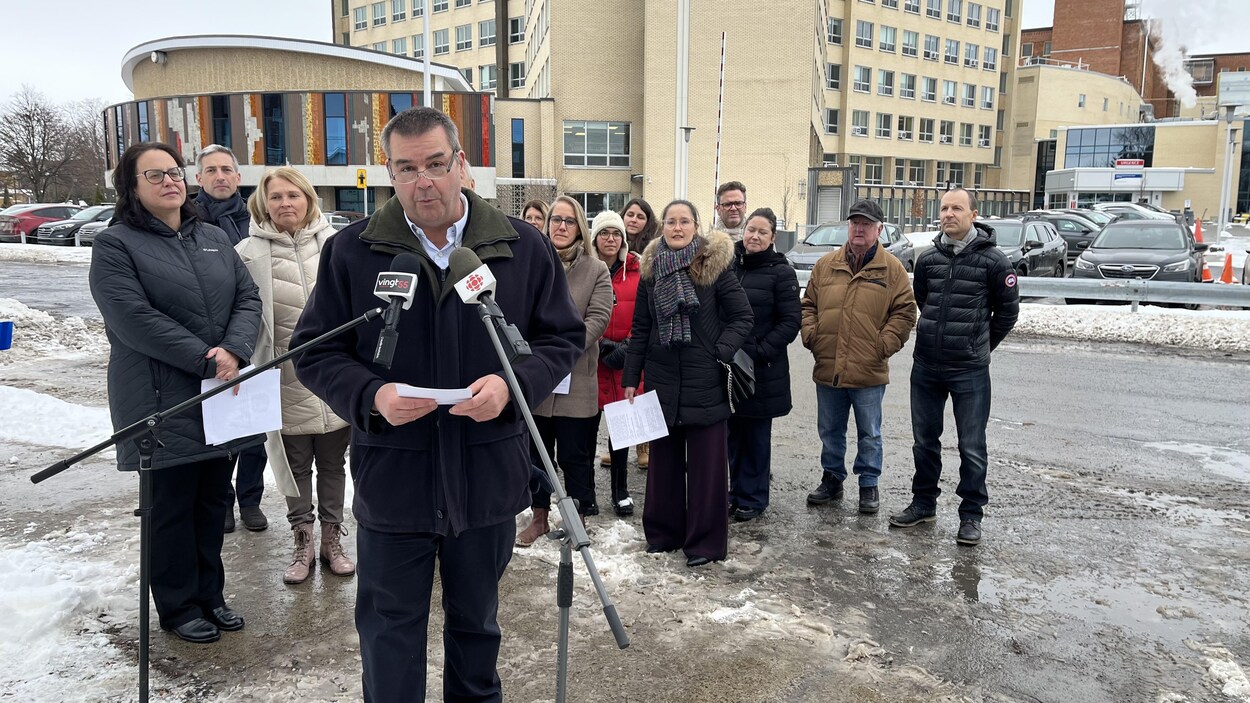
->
xmin=592 ymin=210 xmax=643 ymax=516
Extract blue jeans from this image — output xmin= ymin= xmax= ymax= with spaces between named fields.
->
xmin=909 ymin=361 xmax=991 ymax=520
xmin=816 ymin=384 xmax=886 ymax=488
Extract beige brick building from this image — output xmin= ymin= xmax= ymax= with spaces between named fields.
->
xmin=332 ymin=0 xmax=1022 ymax=226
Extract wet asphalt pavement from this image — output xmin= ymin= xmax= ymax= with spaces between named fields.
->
xmin=0 ymin=260 xmax=100 ymax=320
xmin=2 ymin=304 xmax=1249 ymax=701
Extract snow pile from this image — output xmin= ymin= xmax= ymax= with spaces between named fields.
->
xmin=1015 ymin=303 xmax=1250 ymax=352
xmin=0 ymin=386 xmax=112 ymax=449
xmin=0 ymin=298 xmax=107 ymax=360
xmin=0 ymin=244 xmax=93 ymax=264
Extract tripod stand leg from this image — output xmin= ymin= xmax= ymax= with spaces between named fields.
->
xmin=136 ymin=440 xmax=156 ymax=703
xmin=556 ymin=536 xmax=573 ymax=703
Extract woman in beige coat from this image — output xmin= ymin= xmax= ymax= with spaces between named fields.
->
xmin=515 ymin=196 xmax=613 ymax=546
xmin=236 ymin=167 xmax=354 ymax=584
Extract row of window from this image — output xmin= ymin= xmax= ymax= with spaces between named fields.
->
xmin=847 ymin=22 xmax=1002 ymax=71
xmin=853 ymin=0 xmax=1005 ymax=30
xmin=454 ymin=62 xmax=526 ymax=90
xmin=844 ymin=155 xmax=990 ymax=188
xmin=352 ymin=0 xmax=492 ymax=30
xmin=828 ymin=65 xmax=996 ymax=110
xmin=826 ymin=109 xmax=994 ymax=147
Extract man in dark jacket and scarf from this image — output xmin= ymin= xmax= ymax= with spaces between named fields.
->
xmin=193 ymin=144 xmax=268 ymax=533
xmin=291 ymin=107 xmax=583 ymax=703
xmin=889 ymin=187 xmax=1019 ymax=546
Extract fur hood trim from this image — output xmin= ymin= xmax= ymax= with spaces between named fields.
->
xmin=639 ymin=229 xmax=735 ymax=286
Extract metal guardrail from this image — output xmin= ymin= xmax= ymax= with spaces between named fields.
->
xmin=1017 ymin=277 xmax=1250 ymax=310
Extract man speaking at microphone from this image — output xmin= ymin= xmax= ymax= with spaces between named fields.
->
xmin=291 ymin=107 xmax=583 ymax=703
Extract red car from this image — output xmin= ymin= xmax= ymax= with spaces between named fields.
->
xmin=0 ymin=204 xmax=83 ymax=243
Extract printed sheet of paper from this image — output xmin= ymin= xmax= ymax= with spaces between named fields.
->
xmin=201 ymin=368 xmax=282 ymax=445
xmin=395 ymin=384 xmax=474 ymax=404
xmin=552 ymin=374 xmax=572 ymax=395
xmin=602 ymin=391 xmax=669 ymax=448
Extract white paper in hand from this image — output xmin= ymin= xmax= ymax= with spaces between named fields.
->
xmin=201 ymin=368 xmax=282 ymax=445
xmin=602 ymin=391 xmax=669 ymax=449
xmin=395 ymin=384 xmax=474 ymax=404
xmin=552 ymin=374 xmax=572 ymax=395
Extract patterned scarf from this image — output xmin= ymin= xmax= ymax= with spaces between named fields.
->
xmin=556 ymin=238 xmax=582 ymax=272
xmin=652 ymin=236 xmax=703 ymax=347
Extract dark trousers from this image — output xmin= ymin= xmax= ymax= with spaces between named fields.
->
xmin=227 ymin=443 xmax=266 ymax=508
xmin=644 ymin=421 xmax=729 ymax=560
xmin=727 ymin=416 xmax=773 ymax=512
xmin=910 ymin=361 xmax=992 ymax=520
xmin=605 ymin=436 xmax=630 ymax=503
xmin=356 ymin=520 xmax=515 ymax=703
xmin=529 ymin=414 xmax=600 ymax=515
xmin=150 ymin=456 xmax=233 ymax=629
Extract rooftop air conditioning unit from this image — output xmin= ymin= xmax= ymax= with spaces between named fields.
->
xmin=940 ymin=135 xmax=953 ymax=144
xmin=979 ymin=138 xmax=990 ymax=147
xmin=943 ymin=96 xmax=956 ymax=104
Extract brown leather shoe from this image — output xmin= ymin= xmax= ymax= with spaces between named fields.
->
xmin=636 ymin=442 xmax=649 ymax=470
xmin=282 ymin=523 xmax=315 ymax=585
xmin=515 ymin=508 xmax=550 ymax=547
xmin=599 ymin=451 xmax=611 ymax=468
xmin=320 ymin=522 xmax=356 ymax=577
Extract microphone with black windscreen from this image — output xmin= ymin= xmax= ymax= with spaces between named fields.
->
xmin=372 ymin=252 xmax=422 ymax=368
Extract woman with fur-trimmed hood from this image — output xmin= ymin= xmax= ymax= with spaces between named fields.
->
xmin=622 ymin=200 xmax=753 ymax=568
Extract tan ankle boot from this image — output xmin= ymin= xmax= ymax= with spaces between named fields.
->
xmin=283 ymin=523 xmax=315 ymax=585
xmin=515 ymin=508 xmax=550 ymax=547
xmin=320 ymin=522 xmax=356 ymax=577
xmin=636 ymin=442 xmax=650 ymax=470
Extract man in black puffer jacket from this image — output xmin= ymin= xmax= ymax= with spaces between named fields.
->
xmin=889 ymin=187 xmax=1018 ymax=547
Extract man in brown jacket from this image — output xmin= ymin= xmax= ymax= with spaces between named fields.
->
xmin=801 ymin=199 xmax=917 ymax=514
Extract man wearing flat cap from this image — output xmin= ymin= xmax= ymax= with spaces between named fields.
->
xmin=800 ymin=198 xmax=916 ymax=514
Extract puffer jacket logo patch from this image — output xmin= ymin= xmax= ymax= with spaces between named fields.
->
xmin=202 ymin=248 xmax=219 ymax=253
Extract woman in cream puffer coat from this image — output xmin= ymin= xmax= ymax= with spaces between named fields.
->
xmin=236 ymin=167 xmax=353 ymax=585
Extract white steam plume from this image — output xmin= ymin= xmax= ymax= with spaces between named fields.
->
xmin=1140 ymin=0 xmax=1241 ymax=109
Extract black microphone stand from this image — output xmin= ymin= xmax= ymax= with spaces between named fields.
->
xmin=472 ymin=294 xmax=629 ymax=703
xmin=30 ymin=306 xmax=384 ymax=703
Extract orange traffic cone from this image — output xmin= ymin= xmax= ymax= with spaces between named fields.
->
xmin=1202 ymin=260 xmax=1214 ymax=282
xmin=1194 ymin=220 xmax=1204 ymax=243
xmin=1219 ymin=252 xmax=1234 ymax=283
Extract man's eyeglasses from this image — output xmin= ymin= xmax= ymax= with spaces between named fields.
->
xmin=664 ymin=218 xmax=696 ymax=228
xmin=389 ymin=160 xmax=456 ymax=184
xmin=549 ymin=215 xmax=579 ymax=228
xmin=718 ymin=200 xmax=746 ymax=209
xmin=140 ymin=168 xmax=186 ymax=184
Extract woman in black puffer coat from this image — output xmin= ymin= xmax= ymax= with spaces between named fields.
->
xmin=728 ymin=208 xmax=801 ymax=521
xmin=90 ymin=142 xmax=262 ymax=645
xmin=622 ymin=200 xmax=753 ymax=568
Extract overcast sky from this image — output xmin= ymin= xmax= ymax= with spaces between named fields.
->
xmin=0 ymin=0 xmax=1246 ymax=108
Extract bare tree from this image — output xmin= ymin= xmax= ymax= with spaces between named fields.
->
xmin=60 ymin=98 xmax=109 ymax=204
xmin=0 ymin=86 xmax=75 ymax=202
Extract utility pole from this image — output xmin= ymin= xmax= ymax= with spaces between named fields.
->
xmin=673 ymin=0 xmax=691 ymax=201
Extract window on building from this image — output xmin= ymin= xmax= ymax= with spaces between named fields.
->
xmin=975 ymin=164 xmax=985 ymax=188
xmin=1022 ymin=42 xmax=1033 ymax=57
xmin=940 ymin=120 xmax=954 ymax=143
xmin=1078 ymin=93 xmax=1086 ymax=108
xmin=878 ymin=69 xmax=895 ymax=96
xmin=902 ymin=30 xmax=919 ymax=57
xmin=480 ymin=19 xmax=496 ymax=46
xmin=336 ymin=187 xmax=364 ymax=214
xmin=480 ymin=64 xmax=498 ymax=90
xmin=967 ymin=2 xmax=981 ymax=27
xmin=392 ymin=0 xmax=407 ymax=21
xmin=926 ymin=0 xmax=941 ymax=19
xmin=460 ymin=66 xmax=473 ymax=84
xmin=982 ymin=86 xmax=994 ymax=109
xmin=1185 ymin=59 xmax=1215 ymax=84
xmin=986 ymin=6 xmax=1000 ymax=30
xmin=997 ymin=108 xmax=1005 ymax=130
xmin=864 ymin=157 xmax=885 ymax=184
xmin=567 ymin=193 xmax=630 ymax=219
xmin=965 ymin=43 xmax=979 ymax=68
xmin=994 ymin=146 xmax=1002 ymax=166
xmin=894 ymin=159 xmax=908 ymax=184
xmin=413 ymin=0 xmax=424 ymax=16
xmin=959 ymin=123 xmax=973 ymax=146
xmin=137 ymin=101 xmax=149 ymax=142
xmin=509 ymin=61 xmax=526 ymax=89
xmin=1042 ymin=41 xmax=1051 ymax=56
xmin=510 ymin=118 xmax=525 ymax=178
xmin=434 ymin=28 xmax=449 ymax=54
xmin=341 ymin=0 xmax=349 ymax=16
xmin=880 ymin=26 xmax=897 ymax=52
xmin=826 ymin=63 xmax=842 ymax=90
xmin=1103 ymin=97 xmax=1109 ymax=111
xmin=898 ymin=115 xmax=915 ymax=140
xmin=904 ymin=0 xmax=920 ymax=12
xmin=455 ymin=24 xmax=472 ymax=50
xmin=211 ymin=95 xmax=231 ymax=148
xmin=984 ymin=47 xmax=998 ymax=71
xmin=948 ymin=162 xmax=965 ymax=185
xmin=392 ymin=37 xmax=407 ymax=55
xmin=848 ymin=156 xmax=862 ymax=181
xmin=828 ymin=17 xmax=844 ymax=45
xmin=372 ymin=1 xmax=387 ymax=26
xmin=854 ymin=65 xmax=871 ymax=92
xmin=1002 ymin=34 xmax=1012 ymax=57
xmin=947 ymin=0 xmax=962 ymax=22
xmin=412 ymin=34 xmax=425 ymax=58
xmin=999 ymin=71 xmax=1009 ymax=94
xmin=883 ymin=0 xmax=898 ymax=7
xmin=509 ymin=17 xmax=525 ymax=43
xmin=372 ymin=42 xmax=386 ymax=52
xmin=852 ymin=110 xmax=870 ymax=136
xmin=433 ymin=0 xmax=448 ymax=11
xmin=825 ymin=108 xmax=840 ymax=135
xmin=922 ymin=76 xmax=937 ymax=101
xmin=901 ymin=73 xmax=917 ymax=98
xmin=353 ymin=6 xmax=367 ymax=30
xmin=963 ymin=83 xmax=976 ymax=107
xmin=563 ymin=120 xmax=630 ymax=167
xmin=389 ymin=92 xmax=413 ymax=117
xmin=924 ymin=34 xmax=939 ymax=60
xmin=920 ymin=118 xmax=935 ymax=142
xmin=876 ymin=113 xmax=892 ymax=138
xmin=1004 ymin=0 xmax=1012 ymax=16
xmin=945 ymin=39 xmax=959 ymax=65
xmin=856 ymin=20 xmax=874 ymax=48
xmin=978 ymin=124 xmax=992 ymax=146
xmin=456 ymin=0 xmax=470 ymax=7
xmin=943 ymin=79 xmax=957 ymax=104
xmin=910 ymin=160 xmax=926 ymax=183
xmin=324 ymin=93 xmax=347 ymax=165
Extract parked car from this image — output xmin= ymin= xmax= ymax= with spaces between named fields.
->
xmin=73 ymin=219 xmax=114 ymax=247
xmin=1091 ymin=202 xmax=1178 ymax=223
xmin=1016 ymin=210 xmax=1105 ymax=264
xmin=0 ymin=204 xmax=83 ymax=243
xmin=785 ymin=221 xmax=916 ymax=289
xmin=327 ymin=214 xmax=352 ymax=231
xmin=34 ymin=205 xmax=115 ymax=246
xmin=1070 ymin=220 xmax=1207 ymax=304
xmin=1058 ymin=208 xmax=1117 ymax=227
xmin=986 ymin=219 xmax=1067 ymax=278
